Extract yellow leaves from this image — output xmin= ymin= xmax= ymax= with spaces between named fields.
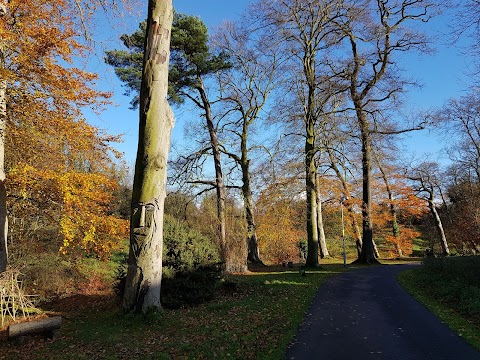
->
xmin=60 ymin=216 xmax=76 ymax=253
xmin=7 ymin=163 xmax=129 ymax=259
xmin=58 ymin=171 xmax=129 ymax=259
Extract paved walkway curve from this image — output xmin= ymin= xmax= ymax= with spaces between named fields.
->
xmin=284 ymin=264 xmax=480 ymax=360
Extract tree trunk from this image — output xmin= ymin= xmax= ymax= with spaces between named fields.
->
xmin=207 ymin=112 xmax=227 ymax=265
xmin=353 ymin=222 xmax=363 ymax=257
xmin=305 ymin=120 xmax=319 ymax=267
xmin=356 ymin=111 xmax=379 ymax=264
xmin=316 ymin=177 xmax=329 ymax=258
xmin=372 ymin=240 xmax=380 ymax=258
xmin=393 ymin=223 xmax=403 ymax=258
xmin=123 ymin=0 xmax=174 ymax=313
xmin=429 ymin=199 xmax=450 ymax=256
xmin=0 ymin=7 xmax=8 ymax=272
xmin=245 ymin=194 xmax=261 ymax=264
xmin=242 ymin=159 xmax=261 ymax=265
xmin=304 ymin=45 xmax=319 ymax=267
xmin=240 ymin=119 xmax=261 ymax=265
xmin=196 ymin=82 xmax=231 ymax=271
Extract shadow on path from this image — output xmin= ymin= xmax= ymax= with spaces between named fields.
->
xmin=284 ymin=264 xmax=480 ymax=360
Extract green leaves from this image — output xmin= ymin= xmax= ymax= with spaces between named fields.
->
xmin=106 ymin=12 xmax=232 ymax=107
xmin=105 ymin=22 xmax=145 ymax=109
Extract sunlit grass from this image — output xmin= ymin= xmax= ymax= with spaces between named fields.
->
xmin=380 ymin=257 xmax=423 ymax=265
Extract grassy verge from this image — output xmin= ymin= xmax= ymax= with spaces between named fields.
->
xmin=1 ymin=264 xmax=347 ymax=360
xmin=398 ymin=257 xmax=480 ymax=351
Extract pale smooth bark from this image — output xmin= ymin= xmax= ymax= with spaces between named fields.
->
xmin=0 ymin=2 xmax=8 ymax=273
xmin=123 ymin=0 xmax=174 ymax=313
xmin=316 ymin=176 xmax=329 ymax=258
xmin=423 ymin=176 xmax=450 ymax=256
xmin=410 ymin=163 xmax=450 ymax=257
xmin=429 ymin=199 xmax=450 ymax=256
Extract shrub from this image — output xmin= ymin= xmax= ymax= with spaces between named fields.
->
xmin=420 ymin=256 xmax=480 ymax=324
xmin=14 ymin=248 xmax=124 ymax=302
xmin=21 ymin=254 xmax=80 ymax=300
xmin=423 ymin=255 xmax=480 ymax=287
xmin=162 ymin=214 xmax=220 ymax=277
xmin=161 ymin=263 xmax=224 ymax=309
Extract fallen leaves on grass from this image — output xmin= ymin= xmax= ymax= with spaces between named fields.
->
xmin=0 ymin=267 xmax=343 ymax=359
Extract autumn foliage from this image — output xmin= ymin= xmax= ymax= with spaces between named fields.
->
xmin=1 ymin=0 xmax=110 ymax=120
xmin=373 ymin=175 xmax=426 ymax=258
xmin=1 ymin=0 xmax=128 ymax=263
xmin=256 ymin=183 xmax=305 ymax=264
xmin=8 ymin=164 xmax=128 ymax=258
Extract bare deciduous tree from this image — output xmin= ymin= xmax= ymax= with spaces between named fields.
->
xmin=167 ymin=13 xmax=235 ymax=271
xmin=334 ymin=0 xmax=435 ymax=263
xmin=410 ymin=162 xmax=450 ymax=256
xmin=435 ymin=94 xmax=480 ymax=181
xmin=453 ymin=0 xmax=480 ymax=75
xmin=214 ymin=19 xmax=283 ymax=265
xmin=256 ymin=0 xmax=345 ymax=267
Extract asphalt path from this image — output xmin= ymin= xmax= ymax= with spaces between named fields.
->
xmin=284 ymin=264 xmax=480 ymax=360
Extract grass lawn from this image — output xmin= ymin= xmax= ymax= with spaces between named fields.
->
xmin=1 ymin=264 xmax=347 ymax=360
xmin=398 ymin=257 xmax=480 ymax=351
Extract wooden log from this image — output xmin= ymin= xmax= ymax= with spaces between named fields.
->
xmin=8 ymin=316 xmax=62 ymax=339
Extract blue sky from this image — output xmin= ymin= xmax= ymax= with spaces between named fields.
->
xmin=174 ymin=0 xmax=250 ymax=25
xmin=87 ymin=1 xmax=470 ymax=168
xmin=397 ymin=9 xmax=471 ymax=164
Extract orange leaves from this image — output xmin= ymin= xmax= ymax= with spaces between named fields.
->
xmin=384 ymin=226 xmax=419 ymax=257
xmin=7 ymin=163 xmax=128 ymax=259
xmin=372 ymin=176 xmax=426 ymax=257
xmin=2 ymin=0 xmax=119 ymax=179
xmin=256 ymin=184 xmax=305 ymax=264
xmin=1 ymin=0 xmax=111 ymax=137
xmin=256 ymin=210 xmax=303 ymax=264
xmin=0 ymin=0 xmax=129 ymax=263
